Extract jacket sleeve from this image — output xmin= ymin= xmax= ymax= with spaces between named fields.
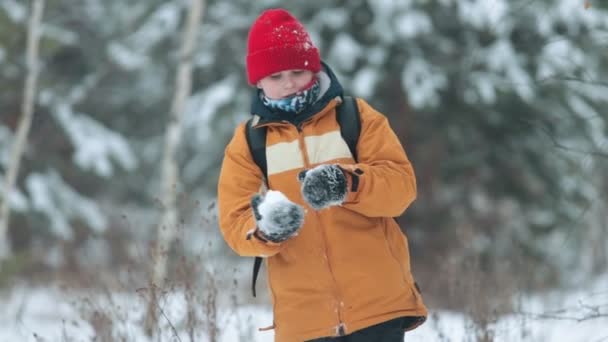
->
xmin=217 ymin=123 xmax=284 ymax=257
xmin=338 ymin=99 xmax=417 ymax=218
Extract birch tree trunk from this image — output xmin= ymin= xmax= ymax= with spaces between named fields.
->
xmin=0 ymin=0 xmax=45 ymax=261
xmin=145 ymin=0 xmax=205 ymax=335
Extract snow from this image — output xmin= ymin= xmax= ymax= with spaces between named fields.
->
xmin=128 ymin=2 xmax=181 ymax=52
xmin=484 ymin=40 xmax=535 ymax=101
xmin=537 ymin=40 xmax=586 ymax=79
xmin=468 ymin=72 xmax=497 ymax=104
xmin=0 ymin=0 xmax=26 ymax=23
xmin=368 ymin=0 xmax=413 ymax=14
xmin=184 ymin=75 xmax=237 ymax=144
xmin=457 ymin=0 xmax=509 ymax=31
xmin=259 ymin=190 xmax=290 ymax=209
xmin=328 ymin=34 xmax=362 ymax=72
xmin=256 ymin=190 xmax=304 ymax=239
xmin=25 ymin=170 xmax=107 ymax=239
xmin=555 ymin=0 xmax=606 ymax=31
xmin=395 ymin=11 xmax=433 ymax=38
xmin=0 ymin=132 xmax=19 ymax=219
xmin=0 ymin=284 xmax=274 ymax=342
xmin=1 ymin=275 xmax=606 ymax=341
xmin=367 ymin=3 xmax=398 ymax=44
xmin=367 ymin=47 xmax=387 ymax=66
xmin=566 ymin=94 xmax=607 ymax=150
xmin=107 ymin=41 xmax=151 ymax=71
xmin=81 ymin=0 xmax=104 ymax=21
xmin=53 ymin=103 xmax=137 ymax=178
xmin=352 ymin=67 xmax=378 ymax=98
xmin=0 ymin=183 xmax=29 ymax=212
xmin=402 ymin=58 xmax=448 ymax=108
xmin=106 ymin=2 xmax=180 ymax=71
xmin=0 ymin=126 xmax=13 ymax=167
xmin=40 ymin=24 xmax=79 ymax=45
xmin=314 ymin=9 xmax=349 ymax=31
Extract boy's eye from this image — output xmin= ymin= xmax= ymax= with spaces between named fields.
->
xmin=292 ymin=70 xmax=304 ymax=75
xmin=269 ymin=74 xmax=281 ymax=80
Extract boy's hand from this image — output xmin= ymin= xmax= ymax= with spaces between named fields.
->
xmin=251 ymin=191 xmax=305 ymax=243
xmin=298 ymin=164 xmax=347 ymax=210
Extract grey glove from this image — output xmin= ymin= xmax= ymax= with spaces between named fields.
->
xmin=298 ymin=164 xmax=347 ymax=210
xmin=251 ymin=190 xmax=305 ymax=243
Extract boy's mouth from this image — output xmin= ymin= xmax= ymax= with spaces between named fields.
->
xmin=280 ymin=77 xmax=317 ymax=99
xmin=281 ymin=91 xmax=301 ymax=99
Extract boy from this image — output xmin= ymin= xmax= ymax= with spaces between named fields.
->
xmin=218 ymin=8 xmax=427 ymax=341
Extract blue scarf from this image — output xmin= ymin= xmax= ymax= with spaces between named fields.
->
xmin=261 ymin=78 xmax=321 ymax=113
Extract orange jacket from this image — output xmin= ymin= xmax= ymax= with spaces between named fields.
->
xmin=218 ymin=95 xmax=427 ymax=341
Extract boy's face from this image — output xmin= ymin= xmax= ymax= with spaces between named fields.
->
xmin=257 ymin=69 xmax=315 ymax=100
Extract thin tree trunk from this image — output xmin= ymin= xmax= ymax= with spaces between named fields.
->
xmin=145 ymin=0 xmax=205 ymax=335
xmin=0 ymin=0 xmax=45 ymax=260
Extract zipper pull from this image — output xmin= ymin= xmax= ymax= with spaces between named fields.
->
xmin=336 ymin=322 xmax=346 ymax=336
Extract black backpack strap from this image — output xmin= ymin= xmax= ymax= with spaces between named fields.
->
xmin=245 ymin=117 xmax=268 ymax=180
xmin=336 ymin=96 xmax=361 ymax=162
xmin=245 ymin=117 xmax=268 ymax=297
xmin=252 ymin=256 xmax=263 ymax=297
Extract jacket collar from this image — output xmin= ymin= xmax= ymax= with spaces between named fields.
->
xmin=250 ymin=61 xmax=344 ymax=127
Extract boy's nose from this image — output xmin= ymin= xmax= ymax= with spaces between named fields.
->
xmin=284 ymin=79 xmax=294 ymax=88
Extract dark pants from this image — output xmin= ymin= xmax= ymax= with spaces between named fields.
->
xmin=306 ymin=317 xmax=416 ymax=342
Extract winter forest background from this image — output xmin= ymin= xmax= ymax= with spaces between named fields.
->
xmin=1 ymin=0 xmax=607 ymax=341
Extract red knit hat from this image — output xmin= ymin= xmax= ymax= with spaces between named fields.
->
xmin=246 ymin=9 xmax=321 ymax=85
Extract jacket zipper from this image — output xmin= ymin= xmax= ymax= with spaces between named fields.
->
xmin=297 ymin=123 xmax=345 ymax=336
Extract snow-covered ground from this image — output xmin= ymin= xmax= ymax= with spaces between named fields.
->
xmin=1 ymin=275 xmax=606 ymax=342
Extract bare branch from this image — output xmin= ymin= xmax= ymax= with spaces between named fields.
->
xmin=519 ymin=301 xmax=608 ymax=322
xmin=532 ymin=122 xmax=608 ymax=158
xmin=137 ymin=285 xmax=182 ymax=342
xmin=0 ymin=0 xmax=45 ymax=260
xmin=145 ymin=0 xmax=205 ymax=335
xmin=520 ymin=308 xmax=608 ymax=322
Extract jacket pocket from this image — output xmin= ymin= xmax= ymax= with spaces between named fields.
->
xmin=383 ymin=220 xmax=410 ymax=288
xmin=383 ymin=219 xmax=423 ymax=301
